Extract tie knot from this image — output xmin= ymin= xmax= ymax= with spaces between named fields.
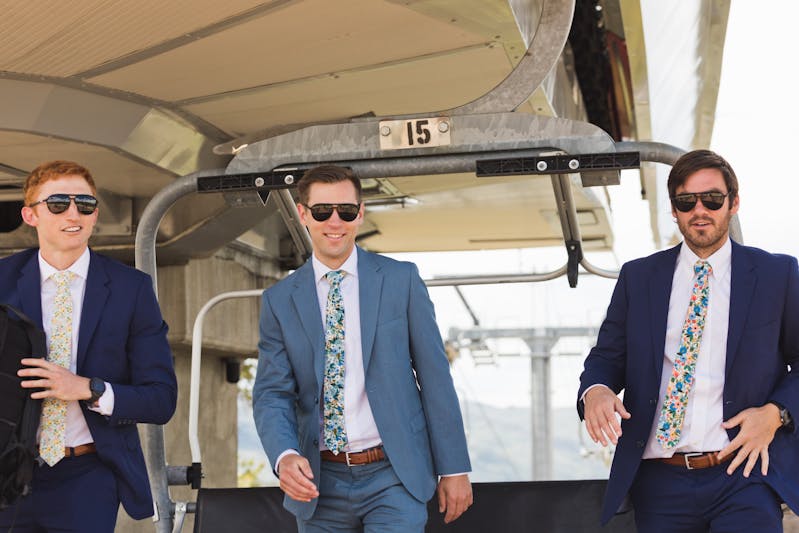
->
xmin=325 ymin=270 xmax=345 ymax=286
xmin=694 ymin=260 xmax=711 ymax=277
xmin=51 ymin=270 xmax=74 ymax=287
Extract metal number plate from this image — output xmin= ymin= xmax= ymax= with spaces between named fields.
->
xmin=378 ymin=117 xmax=451 ymax=150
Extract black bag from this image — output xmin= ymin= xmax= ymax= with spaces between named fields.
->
xmin=0 ymin=304 xmax=45 ymax=510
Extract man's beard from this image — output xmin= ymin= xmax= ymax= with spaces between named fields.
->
xmin=677 ymin=213 xmax=731 ymax=256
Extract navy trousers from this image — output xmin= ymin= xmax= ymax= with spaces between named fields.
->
xmin=0 ymin=453 xmax=119 ymax=533
xmin=298 ymin=458 xmax=427 ymax=533
xmin=630 ymin=459 xmax=783 ymax=533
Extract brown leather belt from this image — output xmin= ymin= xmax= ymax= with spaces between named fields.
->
xmin=652 ymin=451 xmax=731 ymax=470
xmin=321 ymin=446 xmax=385 ymax=466
xmin=39 ymin=443 xmax=97 ymax=458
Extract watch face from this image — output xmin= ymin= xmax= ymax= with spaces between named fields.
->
xmin=90 ymin=378 xmax=105 ymax=398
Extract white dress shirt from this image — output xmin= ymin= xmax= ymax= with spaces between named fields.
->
xmin=275 ymin=249 xmax=382 ymax=470
xmin=38 ymin=248 xmax=114 ymax=447
xmin=642 ymin=239 xmax=732 ymax=457
xmin=311 ymin=250 xmax=382 ymax=452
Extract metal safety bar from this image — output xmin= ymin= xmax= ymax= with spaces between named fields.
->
xmin=134 ymin=139 xmax=696 ymax=532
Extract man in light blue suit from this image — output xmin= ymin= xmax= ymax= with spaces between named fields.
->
xmin=0 ymin=160 xmax=177 ymax=532
xmin=578 ymin=150 xmax=799 ymax=532
xmin=253 ymin=165 xmax=472 ymax=532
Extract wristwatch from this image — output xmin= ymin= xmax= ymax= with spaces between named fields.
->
xmin=770 ymin=401 xmax=793 ymax=428
xmin=86 ymin=377 xmax=106 ymax=405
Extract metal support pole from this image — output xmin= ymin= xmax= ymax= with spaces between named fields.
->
xmin=525 ymin=333 xmax=553 ymax=480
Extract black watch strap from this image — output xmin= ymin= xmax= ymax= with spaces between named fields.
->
xmin=87 ymin=377 xmax=106 ymax=404
xmin=771 ymin=401 xmax=792 ymax=428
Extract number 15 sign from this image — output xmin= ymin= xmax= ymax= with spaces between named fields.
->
xmin=378 ymin=117 xmax=452 ymax=150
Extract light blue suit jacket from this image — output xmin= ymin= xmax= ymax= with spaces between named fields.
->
xmin=253 ymin=247 xmax=471 ymax=519
xmin=578 ymin=241 xmax=799 ymax=524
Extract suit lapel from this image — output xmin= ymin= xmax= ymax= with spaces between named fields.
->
xmin=77 ymin=251 xmax=110 ymax=369
xmin=725 ymin=242 xmax=755 ymax=375
xmin=290 ymin=261 xmax=325 ymax=389
xmin=649 ymin=245 xmax=680 ymax=381
xmin=358 ymin=248 xmax=382 ymax=371
xmin=18 ymin=252 xmax=43 ymax=327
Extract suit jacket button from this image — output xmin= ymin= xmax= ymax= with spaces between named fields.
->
xmin=636 ymin=440 xmax=645 ymax=448
xmin=314 ymin=398 xmax=319 ymax=404
xmin=313 ymin=439 xmax=318 ymax=446
xmin=649 ymin=399 xmax=655 ymax=405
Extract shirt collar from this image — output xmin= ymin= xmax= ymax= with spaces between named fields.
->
xmin=38 ymin=247 xmax=90 ymax=284
xmin=312 ymin=247 xmax=358 ymax=283
xmin=678 ymin=237 xmax=731 ymax=279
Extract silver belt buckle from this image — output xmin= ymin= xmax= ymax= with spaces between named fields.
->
xmin=345 ymin=451 xmax=355 ymax=467
xmin=683 ymin=452 xmax=703 ymax=470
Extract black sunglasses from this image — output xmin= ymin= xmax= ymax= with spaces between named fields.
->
xmin=303 ymin=203 xmax=360 ymax=222
xmin=670 ymin=191 xmax=731 ymax=213
xmin=29 ymin=194 xmax=98 ymax=215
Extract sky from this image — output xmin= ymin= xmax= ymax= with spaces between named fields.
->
xmin=712 ymin=2 xmax=799 ymax=258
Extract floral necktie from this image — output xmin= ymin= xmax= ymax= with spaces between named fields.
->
xmin=39 ymin=270 xmax=74 ymax=466
xmin=323 ymin=270 xmax=348 ymax=454
xmin=656 ymin=260 xmax=712 ymax=449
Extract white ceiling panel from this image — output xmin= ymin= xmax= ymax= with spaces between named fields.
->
xmin=87 ymin=0 xmax=489 ymax=102
xmin=0 ymin=0 xmax=269 ymax=76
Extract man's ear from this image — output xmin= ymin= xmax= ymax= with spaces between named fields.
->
xmin=20 ymin=206 xmax=38 ymax=228
xmin=730 ymin=194 xmax=740 ymax=215
xmin=297 ymin=203 xmax=308 ymax=226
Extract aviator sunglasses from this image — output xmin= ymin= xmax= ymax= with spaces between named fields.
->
xmin=670 ymin=191 xmax=731 ymax=213
xmin=29 ymin=194 xmax=99 ymax=215
xmin=302 ymin=203 xmax=361 ymax=222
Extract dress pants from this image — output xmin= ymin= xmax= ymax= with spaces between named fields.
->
xmin=0 ymin=453 xmax=119 ymax=533
xmin=630 ymin=458 xmax=783 ymax=533
xmin=298 ymin=458 xmax=427 ymax=533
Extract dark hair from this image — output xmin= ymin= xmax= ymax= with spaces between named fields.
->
xmin=296 ymin=165 xmax=361 ymax=205
xmin=667 ymin=149 xmax=738 ymax=201
xmin=24 ymin=160 xmax=97 ymax=206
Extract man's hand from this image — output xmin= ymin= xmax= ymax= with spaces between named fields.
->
xmin=583 ymin=385 xmax=631 ymax=446
xmin=278 ymin=454 xmax=319 ymax=502
xmin=718 ymin=404 xmax=782 ymax=477
xmin=18 ymin=358 xmax=90 ymax=401
xmin=437 ymin=474 xmax=472 ymax=524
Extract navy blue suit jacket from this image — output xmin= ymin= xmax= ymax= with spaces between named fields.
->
xmin=252 ymin=248 xmax=471 ymax=520
xmin=0 ymin=248 xmax=177 ymax=520
xmin=578 ymin=241 xmax=799 ymax=523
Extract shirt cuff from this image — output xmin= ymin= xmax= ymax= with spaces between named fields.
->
xmin=88 ymin=382 xmax=114 ymax=415
xmin=580 ymin=383 xmax=612 ymax=403
xmin=275 ymin=449 xmax=300 ymax=474
xmin=440 ymin=472 xmax=470 ymax=477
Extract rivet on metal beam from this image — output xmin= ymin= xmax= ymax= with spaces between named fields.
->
xmin=284 ymin=175 xmax=295 ymax=185
xmin=254 ymin=177 xmax=265 ymax=187
xmin=568 ymin=159 xmax=580 ymax=170
xmin=380 ymin=126 xmax=391 ymax=136
xmin=438 ymin=121 xmax=450 ymax=133
xmin=536 ymin=161 xmax=548 ymax=172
